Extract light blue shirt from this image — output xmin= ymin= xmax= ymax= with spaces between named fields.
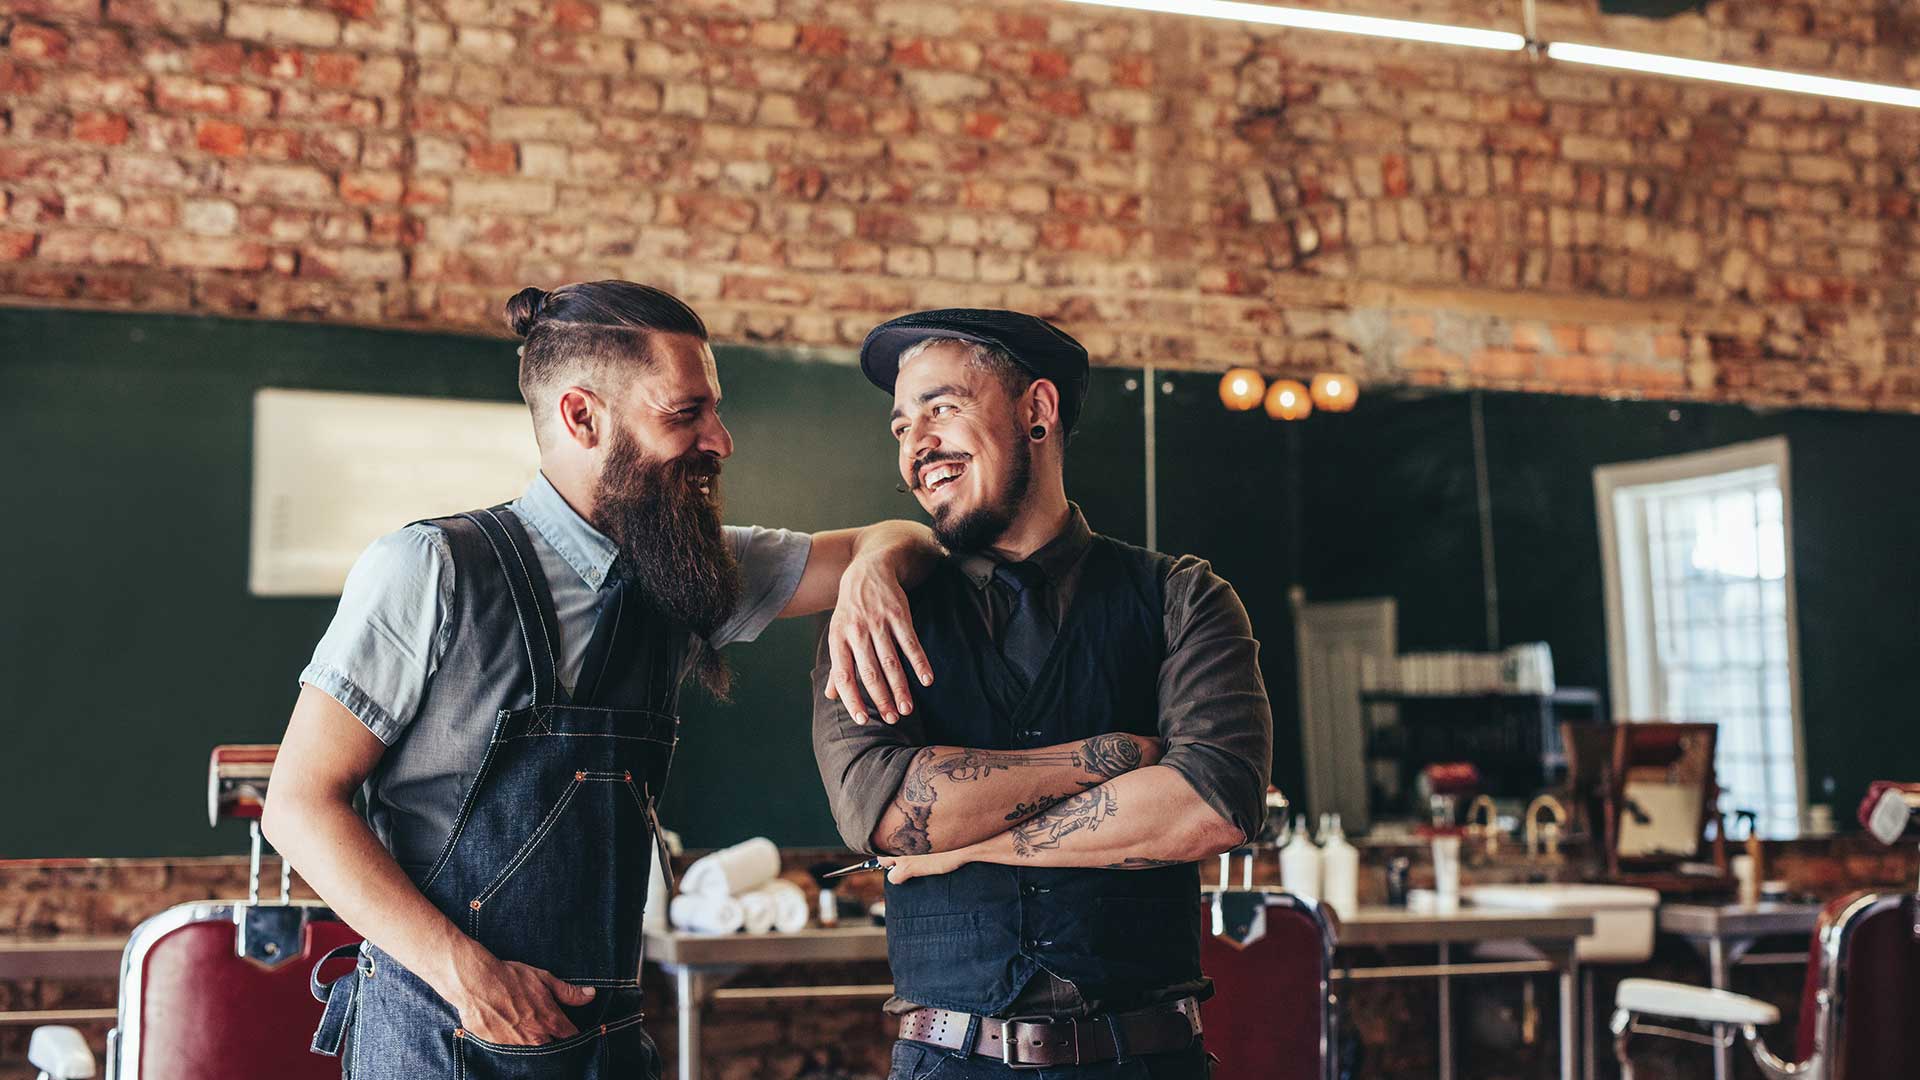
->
xmin=300 ymin=472 xmax=812 ymax=746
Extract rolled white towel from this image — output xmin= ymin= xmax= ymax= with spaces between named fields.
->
xmin=669 ymin=893 xmax=745 ymax=935
xmin=734 ymin=880 xmax=811 ymax=934
xmin=739 ymin=890 xmax=777 ymax=934
xmin=681 ymin=837 xmax=780 ymax=898
xmin=763 ymin=879 xmax=810 ymax=933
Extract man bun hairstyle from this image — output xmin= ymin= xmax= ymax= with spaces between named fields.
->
xmin=505 ymin=280 xmax=710 ymax=447
xmin=505 ymin=286 xmax=550 ymax=338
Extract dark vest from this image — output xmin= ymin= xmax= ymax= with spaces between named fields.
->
xmin=883 ymin=535 xmax=1203 ymax=1014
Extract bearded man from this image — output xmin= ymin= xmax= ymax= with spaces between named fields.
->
xmin=812 ymin=310 xmax=1273 ymax=1079
xmin=263 ymin=280 xmax=941 ymax=1079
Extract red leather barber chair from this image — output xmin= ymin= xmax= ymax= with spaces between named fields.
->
xmin=1611 ymin=782 xmax=1920 ymax=1079
xmin=30 ymin=746 xmax=362 ymax=1080
xmin=1200 ymin=853 xmax=1338 ymax=1080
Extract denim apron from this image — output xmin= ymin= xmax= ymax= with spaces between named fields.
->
xmin=311 ymin=507 xmax=679 ymax=1079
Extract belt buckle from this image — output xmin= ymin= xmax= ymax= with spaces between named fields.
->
xmin=1000 ymin=1015 xmax=1075 ymax=1070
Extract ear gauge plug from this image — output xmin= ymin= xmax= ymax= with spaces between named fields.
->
xmin=1030 ymin=425 xmax=1047 ymax=440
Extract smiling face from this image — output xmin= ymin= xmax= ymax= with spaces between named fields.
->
xmin=584 ymin=332 xmax=742 ymax=666
xmin=890 ymin=339 xmax=1036 ymax=552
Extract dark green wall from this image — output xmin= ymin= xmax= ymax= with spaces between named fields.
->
xmin=1291 ymin=389 xmax=1920 ymax=818
xmin=0 ymin=307 xmax=1156 ymax=857
xmin=8 ymin=306 xmax=1906 ymax=855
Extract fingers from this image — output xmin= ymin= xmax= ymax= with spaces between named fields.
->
xmin=847 ymin=629 xmax=898 ymax=726
xmin=542 ymin=971 xmax=597 ymax=1008
xmin=868 ymin=626 xmax=916 ymax=720
xmin=891 ymin=615 xmax=934 ymax=688
xmin=826 ymin=631 xmax=869 ymax=724
xmin=879 ymin=857 xmax=910 ymax=885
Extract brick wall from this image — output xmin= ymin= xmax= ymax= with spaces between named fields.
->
xmin=2 ymin=0 xmax=1918 ymax=409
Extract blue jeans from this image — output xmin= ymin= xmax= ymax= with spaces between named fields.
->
xmin=887 ymin=1037 xmax=1212 ymax=1080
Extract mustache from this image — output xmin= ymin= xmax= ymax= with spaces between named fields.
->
xmin=904 ymin=450 xmax=970 ymax=494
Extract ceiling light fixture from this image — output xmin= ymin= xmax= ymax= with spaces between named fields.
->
xmin=1061 ymin=0 xmax=1525 ymax=52
xmin=1060 ymin=1 xmax=1920 ymax=110
xmin=1545 ymin=42 xmax=1920 ymax=110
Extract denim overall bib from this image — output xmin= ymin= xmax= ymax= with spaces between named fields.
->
xmin=311 ymin=506 xmax=680 ymax=1079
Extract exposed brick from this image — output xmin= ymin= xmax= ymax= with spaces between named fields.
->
xmin=0 ymin=231 xmax=39 ymax=261
xmin=195 ymin=119 xmax=247 ymax=156
xmin=9 ymin=23 xmax=70 ymax=61
xmin=72 ymin=111 xmax=129 ymax=146
xmin=226 ymin=4 xmax=342 ymax=47
xmin=158 ymin=233 xmax=270 ymax=270
xmin=39 ymin=229 xmax=152 ymax=266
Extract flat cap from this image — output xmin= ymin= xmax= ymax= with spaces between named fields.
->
xmin=859 ymin=308 xmax=1091 ymax=433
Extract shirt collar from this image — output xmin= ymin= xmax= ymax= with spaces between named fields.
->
xmin=513 ymin=471 xmax=620 ymax=590
xmin=956 ymin=503 xmax=1093 ymax=590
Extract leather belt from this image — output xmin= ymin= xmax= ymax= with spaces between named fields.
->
xmin=898 ymin=997 xmax=1202 ymax=1069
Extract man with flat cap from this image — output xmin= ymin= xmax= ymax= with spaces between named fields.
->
xmin=812 ymin=309 xmax=1274 ymax=1078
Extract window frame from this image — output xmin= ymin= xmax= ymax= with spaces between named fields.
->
xmin=1594 ymin=435 xmax=1806 ymax=837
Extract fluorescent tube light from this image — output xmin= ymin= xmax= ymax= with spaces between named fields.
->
xmin=1548 ymin=42 xmax=1920 ymax=109
xmin=1061 ymin=0 xmax=1526 ymax=51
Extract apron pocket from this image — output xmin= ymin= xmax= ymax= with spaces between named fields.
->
xmin=454 ymin=1011 xmax=645 ymax=1080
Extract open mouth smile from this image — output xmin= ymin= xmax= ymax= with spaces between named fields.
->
xmin=919 ymin=459 xmax=968 ymax=493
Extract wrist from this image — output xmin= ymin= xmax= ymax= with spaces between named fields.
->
xmin=433 ymin=934 xmax=496 ymax=1007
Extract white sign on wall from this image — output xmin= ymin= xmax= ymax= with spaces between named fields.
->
xmin=249 ymin=388 xmax=541 ymax=596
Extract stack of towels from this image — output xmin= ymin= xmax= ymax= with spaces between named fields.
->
xmin=667 ymin=837 xmax=810 ymax=935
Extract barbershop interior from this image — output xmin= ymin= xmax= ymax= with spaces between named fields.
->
xmin=6 ymin=0 xmax=1920 ymax=1078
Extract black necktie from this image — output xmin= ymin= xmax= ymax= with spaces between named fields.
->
xmin=572 ymin=574 xmax=632 ymax=706
xmin=993 ymin=561 xmax=1056 ymax=687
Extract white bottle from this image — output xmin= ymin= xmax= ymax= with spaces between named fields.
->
xmin=1320 ymin=813 xmax=1360 ymax=919
xmin=1278 ymin=814 xmax=1321 ymax=901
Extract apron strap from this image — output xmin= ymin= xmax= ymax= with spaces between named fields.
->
xmin=309 ymin=943 xmax=365 ymax=1057
xmin=464 ymin=506 xmax=564 ymax=709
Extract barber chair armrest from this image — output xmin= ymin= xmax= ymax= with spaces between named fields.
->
xmin=1615 ymin=978 xmax=1780 ymax=1027
xmin=28 ymin=1025 xmax=98 ymax=1080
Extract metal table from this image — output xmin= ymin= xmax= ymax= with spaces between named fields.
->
xmin=1658 ymin=902 xmax=1821 ymax=1080
xmin=643 ymin=926 xmax=891 ymax=1080
xmin=0 ymin=935 xmax=123 ymax=1026
xmin=1333 ymin=906 xmax=1593 ymax=1080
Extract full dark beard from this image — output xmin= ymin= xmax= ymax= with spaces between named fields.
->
xmin=929 ymin=422 xmax=1032 ymax=554
xmin=592 ymin=426 xmax=741 ymax=699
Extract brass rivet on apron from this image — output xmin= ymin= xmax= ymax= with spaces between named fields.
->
xmin=469 ymin=899 xmax=481 ymax=910
xmin=454 ymin=1028 xmax=465 ymax=1039
xmin=624 ymin=770 xmax=632 ymax=781
xmin=575 ymin=770 xmax=586 ymax=781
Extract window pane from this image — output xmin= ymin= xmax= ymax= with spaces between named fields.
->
xmin=1618 ymin=456 xmax=1798 ymax=838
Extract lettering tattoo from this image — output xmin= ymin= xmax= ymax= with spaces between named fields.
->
xmin=1104 ymin=857 xmax=1184 ymax=869
xmin=1012 ymin=787 xmax=1119 ymax=857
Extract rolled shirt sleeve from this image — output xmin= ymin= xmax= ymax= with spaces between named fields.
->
xmin=808 ymin=621 xmax=925 ymax=854
xmin=1156 ymin=556 xmax=1274 ymax=844
xmin=707 ymin=525 xmax=813 ymax=648
xmin=297 ymin=524 xmax=454 ymax=746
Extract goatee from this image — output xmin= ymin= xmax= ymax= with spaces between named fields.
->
xmin=927 ymin=420 xmax=1032 ymax=554
xmin=592 ymin=426 xmax=742 ymax=699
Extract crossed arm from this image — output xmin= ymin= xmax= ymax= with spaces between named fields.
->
xmin=868 ymin=732 xmax=1166 ymax=855
xmin=812 ymin=555 xmax=1271 ymax=881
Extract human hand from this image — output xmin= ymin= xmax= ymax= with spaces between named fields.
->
xmin=446 ymin=955 xmax=595 ymax=1046
xmin=825 ymin=554 xmax=932 ymax=725
xmin=879 ymin=848 xmax=970 ymax=885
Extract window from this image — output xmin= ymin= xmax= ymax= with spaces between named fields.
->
xmin=1596 ymin=437 xmax=1804 ymax=838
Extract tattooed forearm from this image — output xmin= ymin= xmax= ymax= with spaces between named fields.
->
xmin=1071 ymin=733 xmax=1144 ymax=779
xmin=884 ymin=798 xmax=933 ymax=854
xmin=1005 ymin=792 xmax=1068 ymax=822
xmin=1104 ymin=857 xmax=1185 ymax=869
xmin=1012 ymin=787 xmax=1119 ymax=857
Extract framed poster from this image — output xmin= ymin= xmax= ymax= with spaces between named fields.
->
xmin=249 ymin=388 xmax=540 ymax=596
